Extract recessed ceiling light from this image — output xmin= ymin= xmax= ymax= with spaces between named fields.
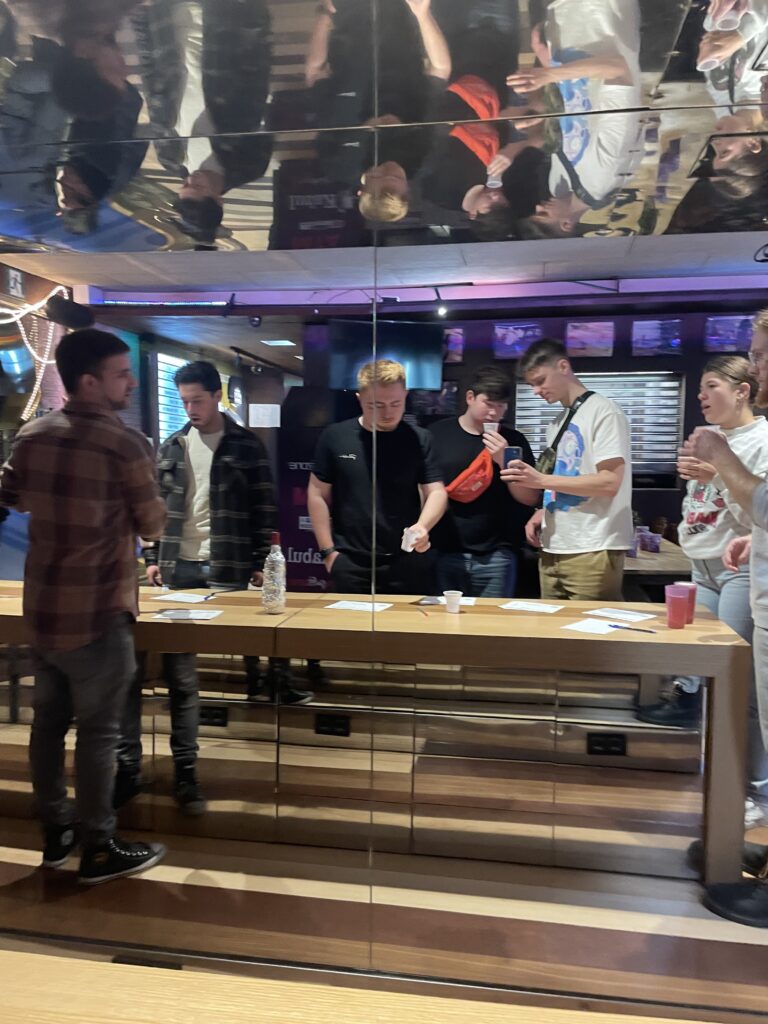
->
xmin=260 ymin=339 xmax=296 ymax=347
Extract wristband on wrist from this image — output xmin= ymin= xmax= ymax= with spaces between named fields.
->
xmin=319 ymin=545 xmax=337 ymax=558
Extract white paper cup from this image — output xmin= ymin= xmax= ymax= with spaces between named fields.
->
xmin=443 ymin=590 xmax=462 ymax=613
xmin=482 ymin=422 xmax=499 ymax=433
xmin=401 ymin=527 xmax=418 ymax=553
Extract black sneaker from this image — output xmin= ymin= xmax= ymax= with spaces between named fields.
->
xmin=113 ymin=768 xmax=144 ymax=810
xmin=277 ymin=687 xmax=314 ymax=706
xmin=174 ymin=768 xmax=208 ymax=816
xmin=42 ymin=823 xmax=78 ymax=868
xmin=78 ymin=837 xmax=166 ymax=885
xmin=637 ymin=683 xmax=702 ymax=727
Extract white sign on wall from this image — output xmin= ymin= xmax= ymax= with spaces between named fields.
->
xmin=248 ymin=404 xmax=281 ymax=428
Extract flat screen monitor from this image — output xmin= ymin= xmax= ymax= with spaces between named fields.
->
xmin=704 ymin=315 xmax=753 ymax=353
xmin=565 ymin=321 xmax=615 ymax=357
xmin=328 ymin=320 xmax=444 ymax=390
xmin=631 ymin=320 xmax=683 ymax=356
xmin=493 ymin=322 xmax=543 ymax=360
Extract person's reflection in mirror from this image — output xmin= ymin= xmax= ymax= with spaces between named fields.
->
xmin=8 ymin=1 xmax=140 ymax=120
xmin=174 ymin=165 xmax=224 ymax=246
xmin=411 ymin=1 xmax=547 ymax=234
xmin=160 ymin=0 xmax=273 ymax=248
xmin=0 ymin=25 xmax=71 ymax=217
xmin=698 ymin=0 xmax=768 ymax=71
xmin=512 ymin=0 xmax=643 ymax=239
xmin=306 ymin=0 xmax=451 ymax=224
xmin=54 ymin=79 xmax=147 ymax=234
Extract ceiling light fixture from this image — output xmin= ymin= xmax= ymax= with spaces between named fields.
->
xmin=434 ymin=287 xmax=448 ymax=318
xmin=260 ymin=339 xmax=296 ymax=348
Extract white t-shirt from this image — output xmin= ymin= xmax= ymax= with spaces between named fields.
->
xmin=540 ymin=392 xmax=633 ymax=554
xmin=546 ymin=0 xmax=644 ymax=203
xmin=179 ymin=426 xmax=224 ymax=561
xmin=679 ymin=418 xmax=768 ymax=561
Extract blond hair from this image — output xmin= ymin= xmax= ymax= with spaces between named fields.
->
xmin=359 ymin=190 xmax=409 ymax=223
xmin=357 ymin=359 xmax=406 ymax=390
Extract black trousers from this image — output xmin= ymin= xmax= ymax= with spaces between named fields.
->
xmin=329 ymin=550 xmax=436 ymax=596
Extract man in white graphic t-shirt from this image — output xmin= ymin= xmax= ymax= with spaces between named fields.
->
xmin=502 ymin=338 xmax=633 ymax=600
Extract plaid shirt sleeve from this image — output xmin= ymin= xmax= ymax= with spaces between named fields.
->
xmin=122 ymin=435 xmax=167 ymax=542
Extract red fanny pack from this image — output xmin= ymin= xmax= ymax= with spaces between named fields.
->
xmin=446 ymin=449 xmax=494 ymax=503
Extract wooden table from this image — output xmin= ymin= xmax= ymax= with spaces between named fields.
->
xmin=0 ymin=584 xmax=750 ymax=884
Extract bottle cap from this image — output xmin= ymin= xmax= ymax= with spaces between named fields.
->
xmin=271 ymin=531 xmax=280 ymax=545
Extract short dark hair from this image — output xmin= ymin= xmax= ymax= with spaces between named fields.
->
xmin=467 ymin=366 xmax=511 ymax=402
xmin=518 ymin=338 xmax=569 ymax=377
xmin=55 ymin=328 xmax=129 ymax=394
xmin=173 ymin=196 xmax=224 ymax=244
xmin=50 ymin=50 xmax=123 ymax=120
xmin=174 ymin=361 xmax=222 ymax=394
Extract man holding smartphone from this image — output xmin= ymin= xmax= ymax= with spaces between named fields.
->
xmin=503 ymin=339 xmax=633 ymax=601
xmin=429 ymin=366 xmax=538 ymax=597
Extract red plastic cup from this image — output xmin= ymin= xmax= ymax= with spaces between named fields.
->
xmin=665 ymin=585 xmax=689 ymax=629
xmin=673 ymin=581 xmax=697 ymax=624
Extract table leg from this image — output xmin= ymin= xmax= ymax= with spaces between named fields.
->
xmin=703 ymin=649 xmax=750 ymax=884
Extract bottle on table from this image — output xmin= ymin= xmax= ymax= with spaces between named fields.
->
xmin=262 ymin=531 xmax=286 ymax=614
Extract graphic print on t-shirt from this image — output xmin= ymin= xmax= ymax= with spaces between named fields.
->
xmin=544 ymin=423 xmax=588 ymax=513
xmin=682 ymin=481 xmax=726 ymax=538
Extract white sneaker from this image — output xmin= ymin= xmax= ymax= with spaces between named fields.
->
xmin=745 ymin=797 xmax=765 ymax=829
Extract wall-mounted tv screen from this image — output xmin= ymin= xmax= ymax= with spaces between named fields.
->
xmin=493 ymin=322 xmax=543 ymax=360
xmin=409 ymin=381 xmax=459 ymax=417
xmin=631 ymin=320 xmax=682 ymax=356
xmin=443 ymin=327 xmax=465 ymax=364
xmin=328 ymin=320 xmax=444 ymax=390
xmin=704 ymin=315 xmax=753 ymax=353
xmin=565 ymin=321 xmax=615 ymax=357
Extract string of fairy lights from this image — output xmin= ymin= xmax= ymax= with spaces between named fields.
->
xmin=0 ymin=285 xmax=69 ymax=421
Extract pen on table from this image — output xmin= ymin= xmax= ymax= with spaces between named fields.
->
xmin=202 ymin=593 xmax=217 ymax=601
xmin=609 ymin=623 xmax=657 ymax=634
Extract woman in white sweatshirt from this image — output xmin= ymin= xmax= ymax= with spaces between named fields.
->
xmin=639 ymin=355 xmax=768 ymax=828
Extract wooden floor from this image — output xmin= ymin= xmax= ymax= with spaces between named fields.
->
xmin=1 ymin=815 xmax=768 ymax=1017
xmin=3 ymin=946 xmax=758 ymax=1024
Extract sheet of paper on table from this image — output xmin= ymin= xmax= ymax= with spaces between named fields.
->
xmin=500 ymin=600 xmax=564 ymax=614
xmin=151 ymin=592 xmax=214 ymax=604
xmin=436 ymin=596 xmax=477 ymax=606
xmin=591 ymin=607 xmax=656 ymax=622
xmin=153 ymin=609 xmax=223 ymax=621
xmin=325 ymin=601 xmax=393 ymax=612
xmin=563 ymin=619 xmax=622 ymax=635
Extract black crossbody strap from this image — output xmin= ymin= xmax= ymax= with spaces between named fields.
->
xmin=550 ymin=390 xmax=594 ymax=453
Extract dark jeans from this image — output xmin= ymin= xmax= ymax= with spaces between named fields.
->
xmin=435 ymin=549 xmax=517 ymax=599
xmin=118 ymin=559 xmax=260 ymax=774
xmin=329 ymin=550 xmax=436 ymax=595
xmin=30 ymin=614 xmax=136 ymax=845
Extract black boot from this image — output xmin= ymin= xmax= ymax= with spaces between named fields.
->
xmin=704 ymin=881 xmax=768 ymax=927
xmin=173 ymin=765 xmax=207 ymax=816
xmin=637 ymin=682 xmax=702 ymax=727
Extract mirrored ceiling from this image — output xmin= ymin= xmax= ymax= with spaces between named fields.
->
xmin=0 ymin=0 xmax=764 ymax=258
